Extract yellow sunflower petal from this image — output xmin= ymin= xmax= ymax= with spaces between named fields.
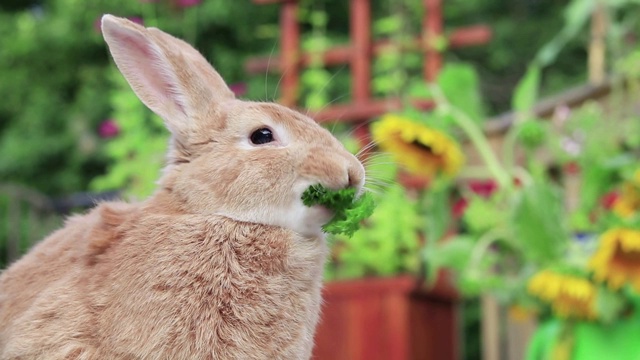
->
xmin=371 ymin=115 xmax=464 ymax=178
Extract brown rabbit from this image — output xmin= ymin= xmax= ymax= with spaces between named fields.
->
xmin=0 ymin=15 xmax=365 ymax=360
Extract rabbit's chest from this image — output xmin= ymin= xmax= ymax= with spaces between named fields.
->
xmin=91 ymin=219 xmax=325 ymax=358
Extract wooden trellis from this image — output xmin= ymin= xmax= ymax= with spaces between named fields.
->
xmin=246 ymin=0 xmax=491 ymax=126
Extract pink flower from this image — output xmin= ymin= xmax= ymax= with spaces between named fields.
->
xmin=229 ymin=83 xmax=247 ymax=97
xmin=468 ymin=179 xmax=497 ymax=198
xmin=563 ymin=161 xmax=580 ymax=174
xmin=601 ymin=191 xmax=619 ymax=210
xmin=452 ymin=198 xmax=468 ymax=218
xmin=552 ymin=105 xmax=571 ymax=125
xmin=128 ymin=17 xmax=144 ymax=25
xmin=175 ymin=0 xmax=202 ymax=7
xmin=98 ymin=120 xmax=120 ymax=138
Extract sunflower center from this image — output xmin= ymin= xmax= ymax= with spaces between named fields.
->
xmin=410 ymin=140 xmax=434 ymax=154
xmin=621 ymin=184 xmax=640 ymax=204
xmin=612 ymin=243 xmax=640 ymax=266
xmin=553 ymin=293 xmax=594 ymax=319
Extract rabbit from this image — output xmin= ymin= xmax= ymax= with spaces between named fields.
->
xmin=0 ymin=14 xmax=365 ymax=360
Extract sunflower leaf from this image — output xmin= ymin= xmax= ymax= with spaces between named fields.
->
xmin=572 ymin=317 xmax=640 ymax=360
xmin=437 ymin=63 xmax=485 ymax=124
xmin=512 ymin=65 xmax=541 ymax=115
xmin=595 ymin=286 xmax=626 ymax=324
xmin=463 ymin=197 xmax=507 ymax=234
xmin=510 ymin=182 xmax=568 ymax=263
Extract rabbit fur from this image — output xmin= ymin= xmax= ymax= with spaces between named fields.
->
xmin=0 ymin=14 xmax=365 ymax=360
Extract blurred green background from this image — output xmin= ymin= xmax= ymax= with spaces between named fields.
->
xmin=0 ymin=0 xmax=592 ymax=197
xmin=2 ymin=1 xmax=639 ymax=359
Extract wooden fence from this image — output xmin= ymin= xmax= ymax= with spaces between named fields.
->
xmin=0 ymin=184 xmax=61 ymax=268
xmin=0 ymin=184 xmax=118 ymax=268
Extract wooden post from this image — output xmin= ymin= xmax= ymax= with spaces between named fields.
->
xmin=350 ymin=0 xmax=372 ymax=103
xmin=280 ymin=0 xmax=300 ymax=107
xmin=506 ymin=309 xmax=537 ymax=360
xmin=350 ymin=0 xmax=372 ymax=148
xmin=588 ymin=1 xmax=607 ymax=85
xmin=481 ymin=295 xmax=501 ymax=360
xmin=423 ymin=0 xmax=443 ymax=82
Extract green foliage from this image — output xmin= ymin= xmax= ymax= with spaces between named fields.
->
xmin=512 ymin=65 xmax=541 ymax=116
xmin=2 ymin=0 xmax=621 ymax=198
xmin=516 ymin=120 xmax=547 ymax=149
xmin=421 ymin=181 xmax=454 ymax=244
xmin=437 ymin=63 xmax=485 ymax=124
xmin=90 ymin=69 xmax=168 ymax=199
xmin=536 ymin=0 xmax=640 ymax=69
xmin=0 ymin=2 xmax=113 ymax=194
xmin=325 ymin=183 xmax=420 ymax=281
xmin=463 ymin=197 xmax=505 ymax=234
xmin=299 ymin=3 xmax=333 ymax=111
xmin=301 ymin=184 xmax=376 ymax=237
xmin=445 ymin=0 xmax=589 ymax=111
xmin=425 ymin=234 xmax=505 ymax=296
xmin=0 ymin=0 xmax=285 ymax=196
xmin=417 ymin=8 xmax=640 ymax=338
xmin=527 ymin=313 xmax=640 ymax=360
xmin=510 ymin=183 xmax=568 ymax=263
xmin=535 ymin=0 xmax=594 ymax=67
xmin=425 ymin=235 xmax=475 ymax=274
xmin=546 ymin=102 xmax=634 ymax=219
xmin=594 ymin=287 xmax=628 ymax=324
xmin=421 ymin=56 xmax=583 ymax=301
xmin=371 ymin=21 xmax=408 ymax=96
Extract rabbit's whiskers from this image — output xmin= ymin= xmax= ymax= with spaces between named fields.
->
xmin=264 ymin=40 xmax=279 ymax=102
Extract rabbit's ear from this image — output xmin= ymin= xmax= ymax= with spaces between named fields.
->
xmin=100 ymin=14 xmax=234 ymax=138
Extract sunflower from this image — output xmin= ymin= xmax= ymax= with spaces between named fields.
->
xmin=527 ymin=270 xmax=597 ymax=320
xmin=589 ymin=228 xmax=640 ymax=292
xmin=371 ymin=114 xmax=464 ymax=178
xmin=612 ymin=170 xmax=640 ymax=218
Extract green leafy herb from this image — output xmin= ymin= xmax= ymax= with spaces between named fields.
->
xmin=301 ymin=184 xmax=375 ymax=237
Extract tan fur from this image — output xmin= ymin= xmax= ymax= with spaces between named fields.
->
xmin=0 ymin=15 xmax=364 ymax=359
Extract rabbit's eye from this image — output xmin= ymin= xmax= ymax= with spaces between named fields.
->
xmin=250 ymin=128 xmax=274 ymax=145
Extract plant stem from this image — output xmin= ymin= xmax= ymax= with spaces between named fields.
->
xmin=430 ymin=85 xmax=512 ymax=190
xmin=502 ymin=123 xmax=520 ymax=177
xmin=469 ymin=227 xmax=509 ymax=271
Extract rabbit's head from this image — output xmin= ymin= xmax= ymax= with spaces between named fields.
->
xmin=101 ymin=15 xmax=365 ymax=237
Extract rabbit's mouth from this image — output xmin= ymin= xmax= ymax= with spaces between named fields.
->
xmin=314 ymin=205 xmax=334 ymax=217
xmin=308 ymin=204 xmax=334 ymax=222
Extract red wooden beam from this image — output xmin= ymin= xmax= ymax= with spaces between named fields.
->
xmin=448 ymin=25 xmax=491 ymax=47
xmin=423 ymin=0 xmax=443 ymax=82
xmin=310 ymin=98 xmax=432 ymax=152
xmin=245 ymin=25 xmax=491 ymax=74
xmin=279 ymin=1 xmax=300 ymax=107
xmin=351 ymin=0 xmax=371 ymax=103
xmin=308 ymin=98 xmax=433 ymax=123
